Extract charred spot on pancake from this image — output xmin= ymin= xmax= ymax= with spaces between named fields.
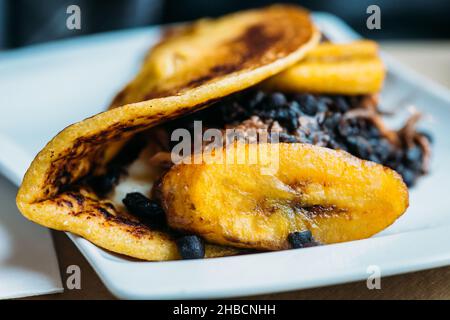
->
xmin=232 ymin=24 xmax=282 ymax=62
xmin=98 ymin=207 xmax=113 ymax=219
xmin=61 ymin=199 xmax=73 ymax=208
xmin=209 ymin=63 xmax=239 ymax=75
xmin=66 ymin=191 xmax=85 ymax=206
xmin=180 ymin=23 xmax=282 ymax=91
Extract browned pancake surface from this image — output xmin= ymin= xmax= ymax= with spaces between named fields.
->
xmin=16 ymin=5 xmax=319 ymax=261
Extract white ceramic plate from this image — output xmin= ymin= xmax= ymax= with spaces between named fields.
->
xmin=1 ymin=13 xmax=450 ymax=299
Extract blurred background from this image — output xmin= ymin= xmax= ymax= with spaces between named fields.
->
xmin=0 ymin=0 xmax=449 ymax=301
xmin=0 ymin=0 xmax=449 ymax=49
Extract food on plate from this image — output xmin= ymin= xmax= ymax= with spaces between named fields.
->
xmin=161 ymin=143 xmax=408 ymax=250
xmin=262 ymin=40 xmax=385 ymax=94
xmin=16 ymin=5 xmax=431 ymax=261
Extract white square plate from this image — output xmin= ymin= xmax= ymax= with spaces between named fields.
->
xmin=1 ymin=13 xmax=450 ymax=299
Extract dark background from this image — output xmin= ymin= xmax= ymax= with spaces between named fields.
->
xmin=0 ymin=0 xmax=449 ymax=49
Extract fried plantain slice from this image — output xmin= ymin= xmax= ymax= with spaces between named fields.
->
xmin=17 ymin=5 xmax=319 ymax=261
xmin=262 ymin=41 xmax=385 ymax=95
xmin=161 ymin=143 xmax=409 ymax=250
xmin=305 ymin=40 xmax=379 ymax=61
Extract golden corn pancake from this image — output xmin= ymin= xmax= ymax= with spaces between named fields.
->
xmin=16 ymin=5 xmax=320 ymax=261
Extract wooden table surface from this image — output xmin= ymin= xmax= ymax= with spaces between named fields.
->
xmin=26 ymin=41 xmax=450 ymax=300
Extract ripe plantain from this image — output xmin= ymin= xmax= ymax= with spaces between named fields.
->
xmin=306 ymin=40 xmax=379 ymax=61
xmin=161 ymin=143 xmax=408 ymax=250
xmin=262 ymin=40 xmax=385 ymax=95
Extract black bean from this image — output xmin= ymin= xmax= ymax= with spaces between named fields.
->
xmin=176 ymin=235 xmax=205 ymax=259
xmin=276 ymin=108 xmax=291 ymax=120
xmin=346 ymin=136 xmax=372 ymax=159
xmin=122 ymin=192 xmax=166 ymax=227
xmin=288 ymin=100 xmax=302 ymax=115
xmin=368 ymin=125 xmax=381 ymax=138
xmin=284 ymin=109 xmax=300 ymax=132
xmin=386 ymin=149 xmax=404 ymax=167
xmin=89 ymin=166 xmax=122 ymax=196
xmin=288 ymin=230 xmax=314 ymax=249
xmin=323 ymin=113 xmax=341 ymax=130
xmin=270 ymin=92 xmax=287 ymax=107
xmin=296 ymin=94 xmax=318 ymax=115
xmin=334 ymin=96 xmax=350 ymax=112
xmin=260 ymin=93 xmax=284 ymax=111
xmin=371 ymin=138 xmax=392 ymax=163
xmin=406 ymin=146 xmax=422 ymax=165
xmin=316 ymin=99 xmax=329 ymax=113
